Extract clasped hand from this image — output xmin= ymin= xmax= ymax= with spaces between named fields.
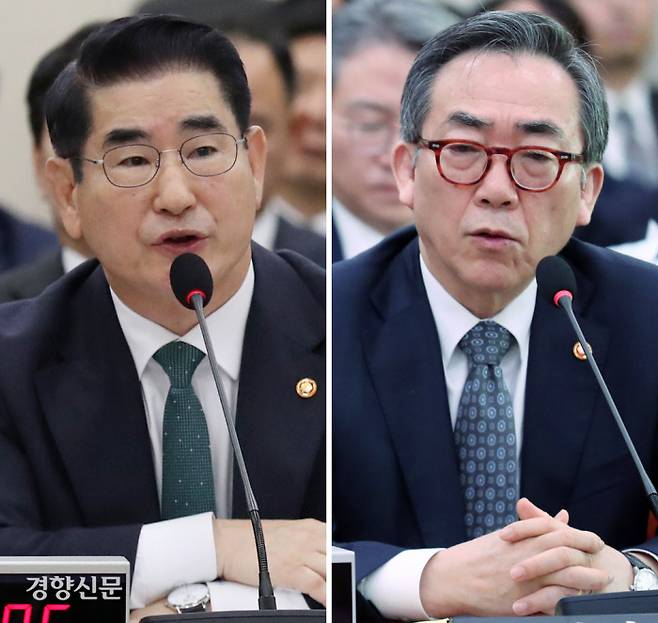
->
xmin=420 ymin=498 xmax=632 ymax=617
xmin=214 ymin=518 xmax=326 ymax=606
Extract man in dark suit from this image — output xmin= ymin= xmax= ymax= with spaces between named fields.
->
xmin=0 ymin=205 xmax=56 ymax=274
xmin=0 ymin=24 xmax=99 ymax=303
xmin=333 ymin=11 xmax=658 ymax=620
xmin=0 ymin=15 xmax=325 ymax=616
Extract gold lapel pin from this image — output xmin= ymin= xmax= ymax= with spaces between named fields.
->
xmin=573 ymin=341 xmax=592 ymax=361
xmin=296 ymin=378 xmax=317 ymax=398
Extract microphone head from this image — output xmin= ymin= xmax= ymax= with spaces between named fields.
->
xmin=536 ymin=255 xmax=577 ymax=307
xmin=170 ymin=253 xmax=214 ymax=309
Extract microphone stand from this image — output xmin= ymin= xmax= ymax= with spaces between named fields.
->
xmin=140 ymin=294 xmax=324 ymax=622
xmin=557 ymin=295 xmax=658 ymax=519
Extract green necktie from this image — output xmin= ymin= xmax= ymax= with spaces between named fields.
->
xmin=153 ymin=341 xmax=216 ymax=519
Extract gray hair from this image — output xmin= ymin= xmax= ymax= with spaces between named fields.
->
xmin=332 ymin=0 xmax=459 ymax=85
xmin=400 ymin=11 xmax=608 ymax=164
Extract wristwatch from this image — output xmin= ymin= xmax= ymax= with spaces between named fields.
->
xmin=624 ymin=553 xmax=658 ymax=591
xmin=166 ymin=583 xmax=211 ymax=613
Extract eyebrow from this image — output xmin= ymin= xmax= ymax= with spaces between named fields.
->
xmin=101 ymin=115 xmax=229 ymax=150
xmin=516 ymin=119 xmax=565 ymax=139
xmin=445 ymin=111 xmax=492 ymax=130
xmin=180 ymin=115 xmax=228 ymax=133
xmin=345 ymin=101 xmax=395 ymax=115
xmin=443 ymin=111 xmax=566 ymax=140
xmin=103 ymin=128 xmax=150 ymax=149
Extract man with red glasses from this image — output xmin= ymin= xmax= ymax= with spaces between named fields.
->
xmin=333 ymin=10 xmax=658 ymax=620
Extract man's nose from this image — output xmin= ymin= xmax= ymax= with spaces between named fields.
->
xmin=473 ymin=155 xmax=518 ymax=209
xmin=152 ymin=151 xmax=196 ymax=215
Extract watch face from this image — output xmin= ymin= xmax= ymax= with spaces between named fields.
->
xmin=168 ymin=584 xmax=209 ymax=608
xmin=634 ymin=568 xmax=658 ymax=591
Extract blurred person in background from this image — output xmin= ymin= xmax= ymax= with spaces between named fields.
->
xmin=0 ymin=23 xmax=100 ymax=302
xmin=571 ymin=0 xmax=658 ymax=189
xmin=136 ymin=0 xmax=325 ymax=265
xmin=332 ymin=0 xmax=460 ymax=262
xmin=568 ymin=0 xmax=658 ymax=254
xmin=0 ymin=78 xmax=57 ymax=274
xmin=273 ymin=0 xmax=326 ymax=235
xmin=473 ymin=0 xmax=589 ymax=47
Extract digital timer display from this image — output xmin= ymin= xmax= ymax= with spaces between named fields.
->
xmin=0 ymin=558 xmax=129 ymax=623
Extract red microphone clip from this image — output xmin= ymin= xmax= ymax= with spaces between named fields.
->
xmin=185 ymin=289 xmax=207 ymax=306
xmin=553 ymin=289 xmax=573 ymax=307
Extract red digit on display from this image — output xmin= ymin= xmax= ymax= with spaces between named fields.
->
xmin=41 ymin=605 xmax=69 ymax=623
xmin=2 ymin=605 xmax=32 ymax=623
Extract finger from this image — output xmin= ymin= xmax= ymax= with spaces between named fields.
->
xmin=288 ymin=566 xmax=326 ymax=606
xmin=555 ymin=509 xmax=569 ymax=523
xmin=511 ymin=547 xmax=595 ymax=581
xmin=516 ymin=497 xmax=551 ymax=521
xmin=501 ymin=517 xmax=604 ymax=554
xmin=512 ymin=585 xmax=580 ymax=616
xmin=500 ymin=516 xmax=568 ymax=542
xmin=535 ymin=526 xmax=605 ymax=556
xmin=539 ymin=566 xmax=612 ymax=593
xmin=304 ymin=552 xmax=327 ymax=579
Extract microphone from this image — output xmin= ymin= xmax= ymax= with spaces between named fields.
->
xmin=169 ymin=253 xmax=277 ymax=611
xmin=536 ymin=255 xmax=658 ymax=520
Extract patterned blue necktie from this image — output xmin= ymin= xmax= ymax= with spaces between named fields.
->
xmin=454 ymin=321 xmax=517 ymax=538
xmin=153 ymin=341 xmax=216 ymax=519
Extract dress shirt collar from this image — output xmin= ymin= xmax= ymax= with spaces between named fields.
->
xmin=61 ymin=246 xmax=89 ymax=274
xmin=251 ymin=199 xmax=279 ymax=251
xmin=419 ymin=252 xmax=536 ymax=367
xmin=606 ymin=79 xmax=654 ymax=122
xmin=332 ymin=197 xmax=385 ymax=260
xmin=111 ymin=261 xmax=254 ymax=381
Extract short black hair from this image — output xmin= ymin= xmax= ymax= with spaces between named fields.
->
xmin=134 ymin=0 xmax=295 ymax=99
xmin=27 ymin=22 xmax=102 ymax=146
xmin=45 ymin=14 xmax=251 ymax=180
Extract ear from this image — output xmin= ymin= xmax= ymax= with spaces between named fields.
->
xmin=244 ymin=125 xmax=267 ymax=209
xmin=45 ymin=157 xmax=83 ymax=240
xmin=392 ymin=142 xmax=416 ymax=209
xmin=575 ymin=163 xmax=604 ymax=227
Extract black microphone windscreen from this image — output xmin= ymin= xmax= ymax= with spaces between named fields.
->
xmin=170 ymin=253 xmax=214 ymax=309
xmin=536 ymin=255 xmax=577 ymax=306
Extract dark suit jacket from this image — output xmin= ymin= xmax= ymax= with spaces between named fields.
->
xmin=575 ymin=87 xmax=658 ymax=248
xmin=332 ymin=218 xmax=344 ymax=264
xmin=273 ymin=216 xmax=325 ymax=268
xmin=333 ymin=226 xmax=658 ymax=583
xmin=0 ymin=243 xmax=325 ymax=570
xmin=0 ymin=206 xmax=57 ymax=273
xmin=575 ymin=175 xmax=658 ymax=247
xmin=0 ymin=249 xmax=64 ymax=302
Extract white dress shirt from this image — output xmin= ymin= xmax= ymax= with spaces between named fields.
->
xmin=604 ymin=80 xmax=658 ymax=184
xmin=251 ymin=199 xmax=280 ymax=251
xmin=360 ymin=253 xmax=537 ymax=620
xmin=61 ymin=246 xmax=89 ymax=273
xmin=610 ymin=219 xmax=658 ymax=265
xmin=113 ymin=264 xmax=253 ymax=608
xmin=332 ymin=198 xmax=385 ymax=260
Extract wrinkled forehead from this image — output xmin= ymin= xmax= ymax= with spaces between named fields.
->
xmin=423 ymin=50 xmax=582 ymax=142
xmin=86 ymin=69 xmax=240 ymax=149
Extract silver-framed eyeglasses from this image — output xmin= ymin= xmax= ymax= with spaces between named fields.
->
xmin=417 ymin=138 xmax=584 ymax=192
xmin=75 ymin=132 xmax=247 ymax=188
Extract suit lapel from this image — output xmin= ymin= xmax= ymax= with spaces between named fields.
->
xmin=34 ymin=266 xmax=160 ymax=525
xmin=521 ymin=245 xmax=610 ymax=513
xmin=364 ymin=239 xmax=467 ymax=547
xmin=232 ymin=246 xmax=325 ymax=519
